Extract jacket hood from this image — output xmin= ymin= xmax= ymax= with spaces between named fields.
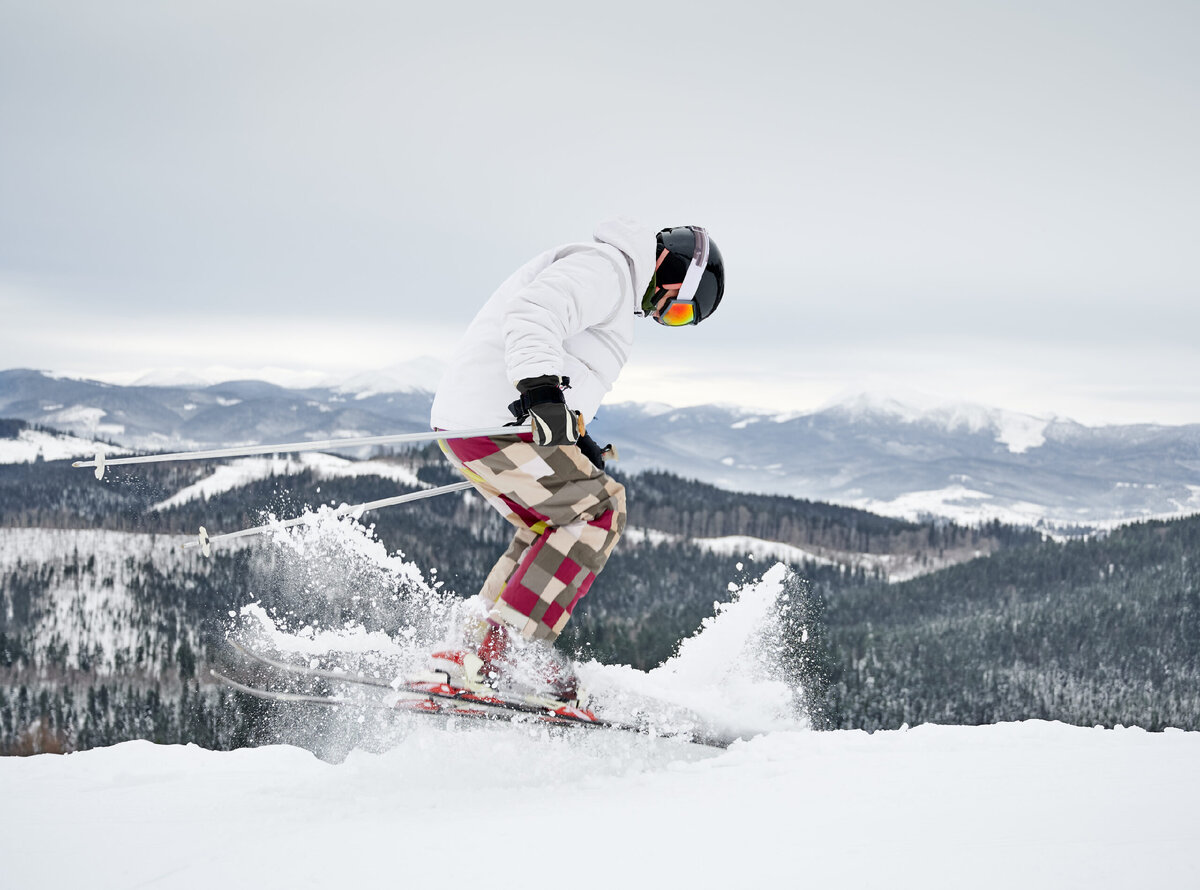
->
xmin=592 ymin=216 xmax=657 ymax=295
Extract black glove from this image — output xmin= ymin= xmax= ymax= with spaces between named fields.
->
xmin=514 ymin=375 xmax=580 ymax=447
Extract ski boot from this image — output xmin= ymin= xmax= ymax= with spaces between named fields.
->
xmin=427 ymin=622 xmax=593 ymax=717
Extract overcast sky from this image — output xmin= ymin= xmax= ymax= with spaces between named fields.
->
xmin=2 ymin=1 xmax=1198 ymax=425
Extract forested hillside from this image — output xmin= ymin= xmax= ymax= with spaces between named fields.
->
xmin=819 ymin=515 xmax=1200 ymax=731
xmin=1 ymin=422 xmax=1196 ymax=753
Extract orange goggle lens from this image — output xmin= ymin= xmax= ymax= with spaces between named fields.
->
xmin=657 ymin=300 xmax=696 ymax=326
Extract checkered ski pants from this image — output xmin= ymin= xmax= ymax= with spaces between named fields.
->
xmin=439 ymin=432 xmax=626 ymax=642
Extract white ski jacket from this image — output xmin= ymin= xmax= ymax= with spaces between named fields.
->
xmin=430 ymin=217 xmax=657 ymax=431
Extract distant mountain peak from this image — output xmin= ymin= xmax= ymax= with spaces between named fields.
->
xmin=821 ymin=392 xmax=1054 ymax=454
xmin=322 ymin=358 xmax=448 ymax=397
xmin=130 ymin=369 xmax=213 ymax=388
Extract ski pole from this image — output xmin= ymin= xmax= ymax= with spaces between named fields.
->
xmin=72 ymin=425 xmax=519 ymax=480
xmin=185 ymin=480 xmax=474 ymax=556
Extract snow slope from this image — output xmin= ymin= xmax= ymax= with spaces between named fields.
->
xmin=3 ymin=516 xmax=1195 ymax=888
xmin=1 ymin=721 xmax=1195 ymax=889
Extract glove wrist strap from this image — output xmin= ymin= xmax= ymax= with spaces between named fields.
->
xmin=508 ymin=376 xmax=571 ymax=423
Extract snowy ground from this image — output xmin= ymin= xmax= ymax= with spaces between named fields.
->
xmin=0 ymin=427 xmax=131 ymax=464
xmin=1 ymin=721 xmax=1196 ymax=889
xmin=3 ymin=520 xmax=1196 ymax=888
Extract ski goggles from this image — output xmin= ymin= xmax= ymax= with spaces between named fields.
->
xmin=651 ymin=226 xmax=711 ymax=327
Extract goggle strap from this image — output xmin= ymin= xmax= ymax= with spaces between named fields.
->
xmin=676 ymin=227 xmax=710 ymax=310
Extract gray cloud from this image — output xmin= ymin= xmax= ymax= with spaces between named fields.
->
xmin=2 ymin=1 xmax=1198 ymax=422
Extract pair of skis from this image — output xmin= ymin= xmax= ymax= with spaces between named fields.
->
xmin=212 ymin=642 xmax=735 ymax=748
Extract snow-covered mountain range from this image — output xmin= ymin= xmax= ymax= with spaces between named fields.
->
xmin=599 ymin=396 xmax=1200 ymax=528
xmin=3 ymin=368 xmax=1198 ymax=528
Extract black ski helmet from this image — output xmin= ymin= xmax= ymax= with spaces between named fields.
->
xmin=642 ymin=225 xmax=725 ymax=326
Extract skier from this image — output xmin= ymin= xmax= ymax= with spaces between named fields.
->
xmin=427 ymin=218 xmax=725 ymax=709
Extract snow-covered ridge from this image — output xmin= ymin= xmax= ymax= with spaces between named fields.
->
xmin=621 ymin=391 xmax=1058 ymax=454
xmin=37 ymin=405 xmax=127 ymax=439
xmin=851 ymin=484 xmax=1052 ymax=527
xmin=150 ymin=453 xmax=425 ymax=510
xmin=625 ymin=527 xmax=836 ymax=567
xmin=57 ymin=359 xmax=450 ymax=396
xmin=854 ymin=482 xmax=1200 ymax=530
xmin=812 ymin=392 xmax=1054 ymax=453
xmin=621 ymin=527 xmax=970 ymax=582
xmin=0 ymin=428 xmax=131 ymax=465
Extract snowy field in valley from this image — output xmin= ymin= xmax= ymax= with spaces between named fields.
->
xmin=1 ymin=721 xmax=1196 ymax=889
